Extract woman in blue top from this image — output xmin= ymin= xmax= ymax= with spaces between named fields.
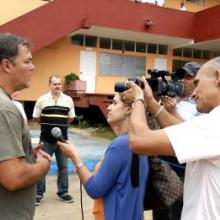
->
xmin=58 ymin=93 xmax=149 ymax=220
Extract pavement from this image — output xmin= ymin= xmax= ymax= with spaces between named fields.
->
xmin=34 ymin=175 xmax=152 ymax=220
xmin=34 ymin=175 xmax=94 ymax=220
xmin=30 ymin=122 xmax=152 ymax=220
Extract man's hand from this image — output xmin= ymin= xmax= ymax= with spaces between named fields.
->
xmin=141 ymin=76 xmax=155 ymax=103
xmin=33 ymin=143 xmax=52 ymax=163
xmin=121 ymin=80 xmax=144 ymax=106
xmin=161 ymin=96 xmax=177 ymax=113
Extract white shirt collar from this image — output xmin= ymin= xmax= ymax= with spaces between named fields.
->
xmin=48 ymin=91 xmax=64 ymax=98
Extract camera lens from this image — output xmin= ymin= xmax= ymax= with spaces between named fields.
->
xmin=114 ymin=82 xmax=129 ymax=92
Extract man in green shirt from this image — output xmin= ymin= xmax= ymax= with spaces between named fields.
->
xmin=0 ymin=33 xmax=51 ymax=220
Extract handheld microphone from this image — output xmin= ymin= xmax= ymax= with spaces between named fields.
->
xmin=51 ymin=127 xmax=67 ymax=143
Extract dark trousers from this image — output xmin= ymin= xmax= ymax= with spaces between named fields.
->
xmin=36 ymin=141 xmax=69 ymax=196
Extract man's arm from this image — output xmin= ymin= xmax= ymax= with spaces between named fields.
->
xmin=122 ymin=76 xmax=183 ymax=128
xmin=122 ymin=80 xmax=175 ymax=156
xmin=32 ymin=100 xmax=41 ymax=124
xmin=146 ymin=98 xmax=182 ymax=128
xmin=161 ymin=96 xmax=185 ymax=121
xmin=68 ymin=98 xmax=75 ymax=125
xmin=33 ymin=117 xmax=40 ymax=123
xmin=0 ymin=155 xmax=50 ymax=191
xmin=68 ymin=117 xmax=74 ymax=125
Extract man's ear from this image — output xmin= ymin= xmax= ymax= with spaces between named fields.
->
xmin=1 ymin=59 xmax=13 ymax=73
xmin=215 ymin=70 xmax=220 ymax=86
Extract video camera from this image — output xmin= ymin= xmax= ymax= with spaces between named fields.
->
xmin=114 ymin=69 xmax=183 ymax=97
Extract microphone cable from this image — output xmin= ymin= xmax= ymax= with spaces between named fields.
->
xmin=51 ymin=127 xmax=85 ymax=220
xmin=80 ymin=181 xmax=84 ymax=220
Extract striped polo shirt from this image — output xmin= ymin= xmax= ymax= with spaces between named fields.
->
xmin=33 ymin=92 xmax=75 ymax=143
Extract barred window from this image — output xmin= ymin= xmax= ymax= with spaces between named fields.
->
xmin=99 ymin=53 xmax=145 ymax=78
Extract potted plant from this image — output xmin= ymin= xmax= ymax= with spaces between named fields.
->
xmin=64 ymin=72 xmax=86 ymax=93
xmin=64 ymin=72 xmax=79 ymax=83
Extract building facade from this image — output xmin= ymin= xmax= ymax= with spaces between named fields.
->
xmin=1 ymin=0 xmax=220 ymax=117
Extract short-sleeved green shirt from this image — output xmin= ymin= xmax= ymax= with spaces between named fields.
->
xmin=0 ymin=88 xmax=35 ymax=220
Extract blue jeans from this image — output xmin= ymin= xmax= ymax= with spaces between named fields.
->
xmin=36 ymin=141 xmax=69 ymax=197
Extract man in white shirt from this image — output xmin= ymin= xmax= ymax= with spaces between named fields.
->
xmin=152 ymin=62 xmax=201 ymax=220
xmin=11 ymin=91 xmax=28 ymax=124
xmin=121 ymin=56 xmax=220 ymax=220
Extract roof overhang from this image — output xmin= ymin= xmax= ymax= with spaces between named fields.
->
xmin=190 ymin=38 xmax=220 ymax=52
xmin=1 ymin=0 xmax=220 ymax=52
xmin=71 ymin=25 xmax=194 ymax=49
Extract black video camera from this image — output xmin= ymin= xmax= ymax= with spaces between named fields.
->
xmin=114 ymin=69 xmax=183 ymax=97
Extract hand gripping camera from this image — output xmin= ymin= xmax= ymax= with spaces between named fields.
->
xmin=114 ymin=69 xmax=183 ymax=97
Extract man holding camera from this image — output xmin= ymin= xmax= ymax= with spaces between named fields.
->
xmin=152 ymin=62 xmax=201 ymax=220
xmin=121 ymin=56 xmax=220 ymax=220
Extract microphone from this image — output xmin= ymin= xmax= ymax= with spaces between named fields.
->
xmin=51 ymin=127 xmax=67 ymax=143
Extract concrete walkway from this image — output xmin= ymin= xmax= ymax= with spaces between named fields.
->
xmin=30 ymin=123 xmax=152 ymax=220
xmin=34 ymin=175 xmax=152 ymax=220
xmin=34 ymin=175 xmax=94 ymax=220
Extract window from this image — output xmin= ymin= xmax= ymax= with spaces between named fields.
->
xmin=136 ymin=42 xmax=146 ymax=53
xmin=71 ymin=35 xmax=171 ymax=56
xmin=124 ymin=40 xmax=135 ymax=52
xmin=183 ymin=48 xmax=192 ymax=58
xmin=112 ymin=39 xmax=123 ymax=50
xmin=172 ymin=60 xmax=189 ymax=72
xmin=158 ymin=45 xmax=168 ymax=55
xmin=186 ymin=0 xmax=205 ymax=4
xmin=85 ymin=35 xmax=97 ymax=47
xmin=202 ymin=51 xmax=211 ymax=60
xmin=99 ymin=53 xmax=145 ymax=77
xmin=100 ymin=38 xmax=111 ymax=49
xmin=147 ymin=44 xmax=157 ymax=54
xmin=71 ymin=34 xmax=84 ymax=46
xmin=173 ymin=48 xmax=182 ymax=57
xmin=193 ymin=49 xmax=202 ymax=59
xmin=213 ymin=51 xmax=220 ymax=58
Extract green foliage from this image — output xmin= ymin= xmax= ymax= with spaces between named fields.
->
xmin=81 ymin=119 xmax=91 ymax=128
xmin=92 ymin=126 xmax=117 ymax=140
xmin=64 ymin=73 xmax=79 ymax=84
xmin=75 ymin=115 xmax=83 ymax=128
xmin=75 ymin=115 xmax=91 ymax=128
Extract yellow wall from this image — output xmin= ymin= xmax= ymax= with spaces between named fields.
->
xmin=0 ymin=0 xmax=47 ymax=25
xmin=19 ymin=37 xmax=80 ymax=100
xmin=18 ymin=37 xmax=175 ymax=100
xmin=2 ymin=0 xmax=219 ymax=101
xmin=165 ymin=0 xmax=220 ymax=12
xmin=95 ymin=47 xmax=174 ymax=94
xmin=18 ymin=35 xmax=208 ymax=101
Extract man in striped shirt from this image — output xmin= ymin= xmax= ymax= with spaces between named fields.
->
xmin=33 ymin=75 xmax=75 ymax=205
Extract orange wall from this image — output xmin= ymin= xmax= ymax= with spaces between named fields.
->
xmin=165 ymin=0 xmax=220 ymax=12
xmin=19 ymin=37 xmax=174 ymax=100
xmin=19 ymin=37 xmax=80 ymax=100
xmin=91 ymin=47 xmax=173 ymax=94
xmin=18 ymin=35 xmax=207 ymax=101
xmin=0 ymin=0 xmax=46 ymax=25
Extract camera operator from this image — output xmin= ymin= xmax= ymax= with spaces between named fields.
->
xmin=152 ymin=62 xmax=201 ymax=220
xmin=121 ymin=56 xmax=220 ymax=220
